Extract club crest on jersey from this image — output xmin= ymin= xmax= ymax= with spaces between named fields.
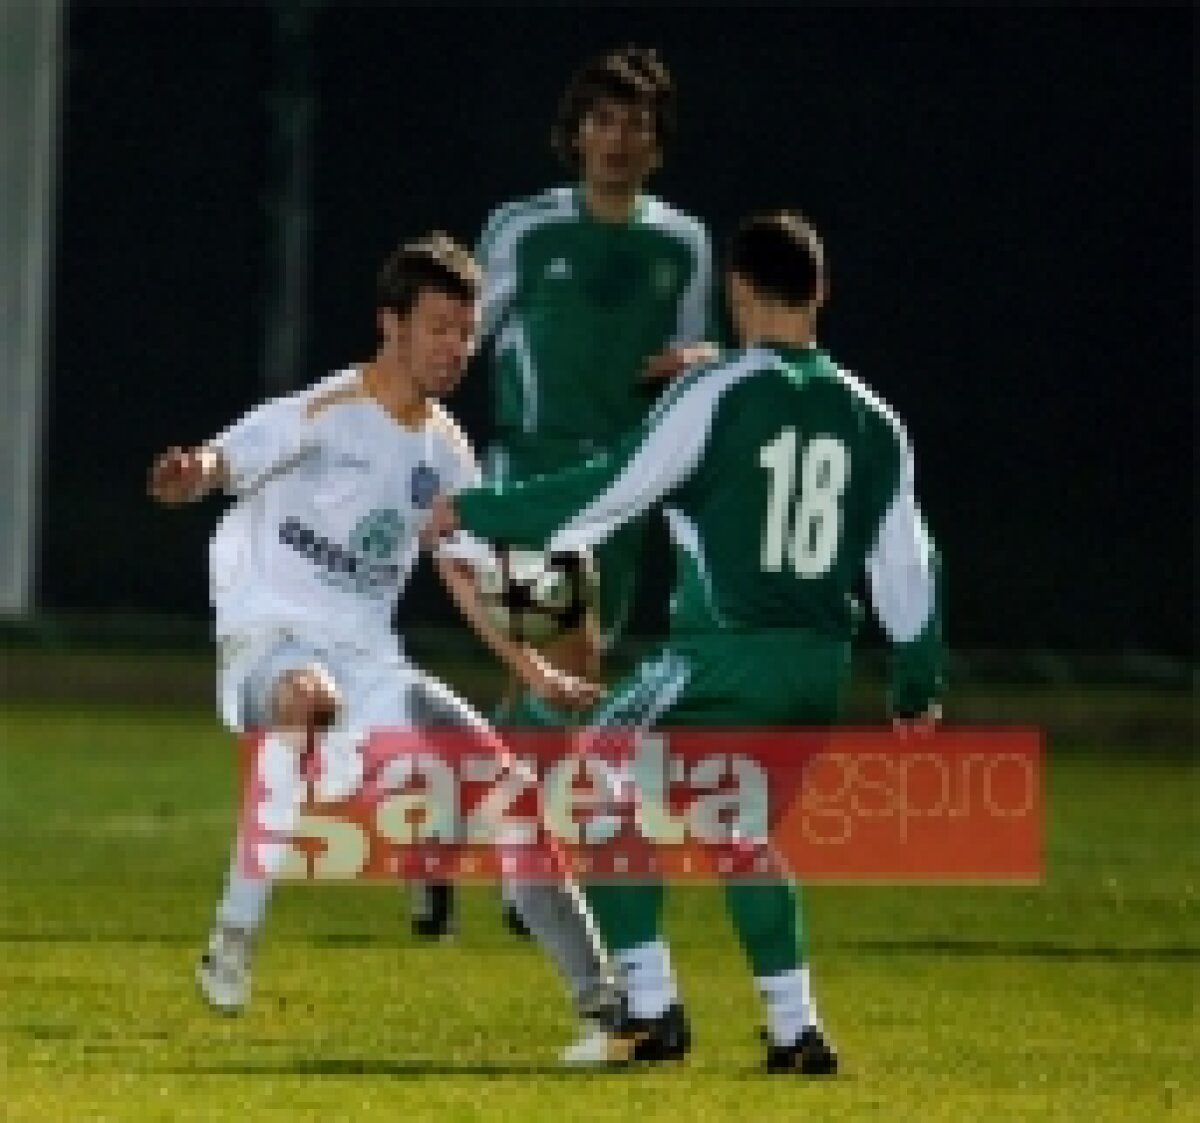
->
xmin=545 ymin=256 xmax=572 ymax=280
xmin=410 ymin=463 xmax=440 ymax=508
xmin=351 ymin=508 xmax=404 ymax=560
xmin=653 ymin=259 xmax=677 ymax=295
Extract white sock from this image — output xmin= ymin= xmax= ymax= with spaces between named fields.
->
xmin=757 ymin=966 xmax=817 ymax=1046
xmin=216 ymin=730 xmax=302 ymax=934
xmin=217 ymin=866 xmax=271 ymax=934
xmin=616 ymin=940 xmax=678 ymax=1019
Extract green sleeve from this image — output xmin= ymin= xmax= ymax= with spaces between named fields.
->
xmin=887 ymin=544 xmax=947 ymax=719
xmin=457 ymin=361 xmax=732 ymax=550
xmin=457 ymin=440 xmax=634 ymax=549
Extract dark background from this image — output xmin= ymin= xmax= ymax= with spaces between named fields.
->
xmin=43 ymin=2 xmax=1195 ymax=657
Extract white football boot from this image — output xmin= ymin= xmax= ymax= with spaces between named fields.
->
xmin=559 ymin=979 xmax=637 ymax=1066
xmin=196 ymin=924 xmax=252 ymax=1014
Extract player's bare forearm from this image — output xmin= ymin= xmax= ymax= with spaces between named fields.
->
xmin=434 ymin=554 xmax=524 ymax=670
xmin=433 ymin=553 xmax=601 ymax=710
xmin=147 ymin=445 xmax=229 ymax=506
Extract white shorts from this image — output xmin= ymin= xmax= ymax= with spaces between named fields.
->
xmin=224 ymin=632 xmax=506 ymax=853
xmin=219 ymin=630 xmax=497 ymax=747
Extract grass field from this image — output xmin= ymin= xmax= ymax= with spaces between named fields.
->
xmin=2 ymin=686 xmax=1196 ymax=1121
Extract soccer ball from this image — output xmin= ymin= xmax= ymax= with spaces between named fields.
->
xmin=476 ymin=546 xmax=598 ymax=644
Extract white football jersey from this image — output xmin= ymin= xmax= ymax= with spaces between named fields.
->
xmin=207 ymin=367 xmax=478 ymax=652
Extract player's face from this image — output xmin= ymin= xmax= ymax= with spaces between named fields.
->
xmin=575 ymin=96 xmax=660 ymax=192
xmin=391 ymin=289 xmax=477 ymax=398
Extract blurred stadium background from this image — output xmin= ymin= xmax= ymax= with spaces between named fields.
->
xmin=0 ymin=3 xmax=1194 ymax=1119
xmin=2 ymin=2 xmax=1193 ymax=677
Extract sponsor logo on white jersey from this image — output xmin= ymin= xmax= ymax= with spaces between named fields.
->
xmin=333 ymin=454 xmax=372 ymax=472
xmin=278 ymin=508 xmax=403 ymax=596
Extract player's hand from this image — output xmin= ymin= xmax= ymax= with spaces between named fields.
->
xmin=642 ymin=342 xmax=720 ymax=381
xmin=422 ymin=493 xmax=460 ymax=547
xmin=517 ymin=648 xmax=603 ymax=713
xmin=147 ymin=446 xmax=219 ymax=505
xmin=892 ymin=703 xmax=942 ymax=740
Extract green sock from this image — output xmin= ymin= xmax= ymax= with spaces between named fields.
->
xmin=583 ymin=880 xmax=665 ymax=954
xmin=724 ymin=878 xmax=804 ymax=978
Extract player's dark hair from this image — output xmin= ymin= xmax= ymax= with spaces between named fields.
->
xmin=726 ymin=212 xmax=826 ymax=307
xmin=376 ymin=232 xmax=480 ymax=317
xmin=551 ymin=45 xmax=676 ymax=170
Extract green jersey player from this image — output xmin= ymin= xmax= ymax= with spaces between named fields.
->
xmin=479 ymin=44 xmax=717 ymax=653
xmin=415 ymin=46 xmax=718 ymax=939
xmin=429 ymin=212 xmax=945 ymax=1072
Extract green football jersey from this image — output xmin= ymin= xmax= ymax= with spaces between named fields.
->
xmin=457 ymin=344 xmax=944 ymax=714
xmin=477 ymin=186 xmax=714 ymax=445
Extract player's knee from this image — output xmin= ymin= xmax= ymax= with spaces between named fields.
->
xmin=270 ymin=665 xmax=340 ymax=731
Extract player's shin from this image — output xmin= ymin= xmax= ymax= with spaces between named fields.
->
xmin=201 ymin=728 xmax=307 ymax=1013
xmin=502 ymin=876 xmax=619 ymax=1014
xmin=725 ymin=878 xmax=826 ymax=1053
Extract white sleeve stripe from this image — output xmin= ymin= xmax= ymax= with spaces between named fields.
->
xmin=642 ymin=201 xmax=712 ymax=347
xmin=494 ymin=318 xmax=539 ymax=432
xmin=671 ymin=225 xmax=712 ymax=346
xmin=664 ymin=506 xmax=727 ymax=625
xmin=548 ymin=353 xmax=764 ymax=553
xmin=865 ymin=437 xmax=935 ymax=643
xmin=479 ymin=193 xmax=575 ymax=340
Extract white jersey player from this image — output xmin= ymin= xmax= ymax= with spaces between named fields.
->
xmin=148 ymin=234 xmax=616 ymax=1053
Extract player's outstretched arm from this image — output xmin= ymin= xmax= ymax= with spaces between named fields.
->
xmin=442 ymin=362 xmax=740 ymax=554
xmin=432 ymin=552 xmax=602 ymax=712
xmin=147 ymin=445 xmax=229 ymax=506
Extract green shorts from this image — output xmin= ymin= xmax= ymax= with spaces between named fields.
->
xmin=591 ymin=628 xmax=852 ymax=729
xmin=486 ymin=435 xmax=644 ymax=647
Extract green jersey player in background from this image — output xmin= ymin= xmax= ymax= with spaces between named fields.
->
xmin=414 ymin=45 xmax=719 ymax=939
xmin=427 ymin=212 xmax=946 ymax=1072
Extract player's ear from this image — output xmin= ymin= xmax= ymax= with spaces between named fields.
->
xmin=378 ymin=307 xmax=403 ymax=346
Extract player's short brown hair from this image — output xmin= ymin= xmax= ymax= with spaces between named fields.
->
xmin=376 ymin=232 xmax=480 ymax=317
xmin=551 ymin=45 xmax=676 ymax=171
xmin=726 ymin=212 xmax=826 ymax=308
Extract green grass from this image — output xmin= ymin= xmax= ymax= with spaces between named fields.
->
xmin=1 ymin=700 xmax=1196 ymax=1121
